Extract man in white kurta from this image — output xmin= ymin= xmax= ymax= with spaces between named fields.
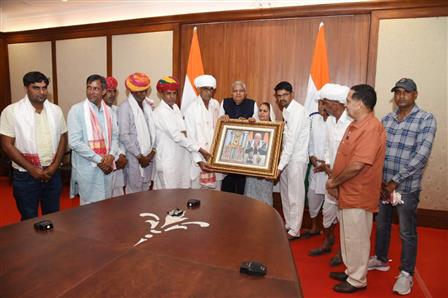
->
xmin=309 ymin=83 xmax=352 ymax=257
xmin=67 ymin=74 xmax=119 ymax=205
xmin=152 ymin=76 xmax=210 ymax=189
xmin=275 ymin=81 xmax=310 ymax=240
xmin=104 ymin=76 xmax=127 ymax=197
xmin=306 ymin=99 xmax=329 ymax=236
xmin=184 ymin=74 xmax=222 ymax=189
xmin=118 ymin=73 xmax=156 ymax=194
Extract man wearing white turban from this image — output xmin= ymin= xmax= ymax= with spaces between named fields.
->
xmin=309 ymin=83 xmax=352 ymax=265
xmin=184 ymin=74 xmax=222 ymax=189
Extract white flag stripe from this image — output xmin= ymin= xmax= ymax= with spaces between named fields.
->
xmin=180 ymin=74 xmax=196 ymax=113
xmin=304 ymin=76 xmax=319 ymax=115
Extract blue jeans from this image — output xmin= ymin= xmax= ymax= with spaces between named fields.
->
xmin=374 ymin=191 xmax=420 ymax=275
xmin=12 ymin=169 xmax=62 ymax=221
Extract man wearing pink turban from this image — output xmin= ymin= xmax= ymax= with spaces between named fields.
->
xmin=103 ymin=76 xmax=127 ymax=196
xmin=152 ymin=76 xmax=210 ymax=189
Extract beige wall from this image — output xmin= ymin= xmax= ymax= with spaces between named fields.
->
xmin=7 ymin=33 xmax=172 ymax=115
xmin=8 ymin=42 xmax=53 ymax=102
xmin=112 ymin=31 xmax=173 ymax=106
xmin=375 ymin=17 xmax=448 ymax=211
xmin=56 ymin=37 xmax=107 ymax=116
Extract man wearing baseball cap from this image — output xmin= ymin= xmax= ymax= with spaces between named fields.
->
xmin=368 ymin=78 xmax=437 ymax=295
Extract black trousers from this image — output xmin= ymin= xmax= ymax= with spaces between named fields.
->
xmin=220 ymin=174 xmax=246 ymax=195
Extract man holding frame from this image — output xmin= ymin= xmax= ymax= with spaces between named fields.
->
xmin=275 ymin=81 xmax=310 ymax=240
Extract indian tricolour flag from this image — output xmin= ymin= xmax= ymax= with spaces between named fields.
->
xmin=304 ymin=22 xmax=330 ymax=115
xmin=180 ymin=27 xmax=204 ymax=113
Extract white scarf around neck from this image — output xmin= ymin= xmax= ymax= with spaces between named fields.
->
xmin=128 ymin=94 xmax=154 ymax=176
xmin=14 ymin=95 xmax=60 ymax=167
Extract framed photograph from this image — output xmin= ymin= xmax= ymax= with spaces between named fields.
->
xmin=208 ymin=119 xmax=284 ymax=179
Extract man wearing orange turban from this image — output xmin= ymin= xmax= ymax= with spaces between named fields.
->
xmin=118 ymin=72 xmax=156 ymax=193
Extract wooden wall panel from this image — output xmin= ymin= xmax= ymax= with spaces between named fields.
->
xmin=181 ymin=14 xmax=370 ymax=118
xmin=0 ymin=34 xmax=11 ymax=112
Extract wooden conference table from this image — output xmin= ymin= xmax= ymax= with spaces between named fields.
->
xmin=0 ymin=190 xmax=302 ymax=297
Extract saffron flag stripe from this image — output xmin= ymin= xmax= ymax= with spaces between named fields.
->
xmin=304 ymin=22 xmax=330 ymax=115
xmin=181 ymin=27 xmax=204 ymax=112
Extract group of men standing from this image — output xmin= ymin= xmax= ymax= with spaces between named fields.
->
xmin=305 ymin=79 xmax=436 ymax=295
xmin=67 ymin=72 xmax=214 ymax=204
xmin=0 ymin=70 xmax=437 ymax=296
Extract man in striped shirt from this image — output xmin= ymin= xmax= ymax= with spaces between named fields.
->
xmin=368 ymin=78 xmax=437 ymax=296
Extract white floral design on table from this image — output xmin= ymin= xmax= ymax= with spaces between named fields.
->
xmin=134 ymin=211 xmax=210 ymax=247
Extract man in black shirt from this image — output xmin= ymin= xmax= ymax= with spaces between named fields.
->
xmin=219 ymin=80 xmax=258 ymax=194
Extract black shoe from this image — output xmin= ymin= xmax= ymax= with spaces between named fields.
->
xmin=329 ymin=272 xmax=348 ymax=281
xmin=330 ymin=254 xmax=343 ymax=267
xmin=302 ymin=230 xmax=321 ymax=237
xmin=309 ymin=247 xmax=331 ymax=256
xmin=333 ymin=281 xmax=366 ymax=293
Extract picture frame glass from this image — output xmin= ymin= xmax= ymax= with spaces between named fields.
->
xmin=216 ymin=125 xmax=275 ymax=170
xmin=209 ymin=120 xmax=284 ymax=179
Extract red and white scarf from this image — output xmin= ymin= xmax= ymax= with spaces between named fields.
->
xmin=83 ymin=99 xmax=112 ymax=157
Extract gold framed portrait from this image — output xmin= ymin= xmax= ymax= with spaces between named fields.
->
xmin=208 ymin=119 xmax=284 ymax=179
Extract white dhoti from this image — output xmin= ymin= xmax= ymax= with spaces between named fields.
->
xmin=322 ymin=194 xmax=339 ymax=228
xmin=280 ymin=160 xmax=307 ymax=237
xmin=307 ymin=187 xmax=325 ymax=219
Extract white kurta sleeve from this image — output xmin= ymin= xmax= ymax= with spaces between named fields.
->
xmin=219 ymin=100 xmax=225 ymax=117
xmin=308 ymin=117 xmax=315 ymax=157
xmin=324 ymin=122 xmax=331 ymax=165
xmin=278 ymin=111 xmax=299 ymax=171
xmin=184 ymin=106 xmax=203 ymax=163
xmin=109 ymin=108 xmax=120 ymax=158
xmin=159 ymin=109 xmax=200 ymax=153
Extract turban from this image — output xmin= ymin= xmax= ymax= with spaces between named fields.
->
xmin=106 ymin=76 xmax=118 ymax=90
xmin=194 ymin=74 xmax=216 ymax=89
xmin=156 ymin=76 xmax=179 ymax=93
xmin=318 ymin=83 xmax=350 ymax=104
xmin=125 ymin=72 xmax=150 ymax=92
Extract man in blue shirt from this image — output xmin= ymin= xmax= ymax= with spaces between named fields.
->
xmin=368 ymin=78 xmax=437 ymax=296
xmin=67 ymin=74 xmax=119 ymax=205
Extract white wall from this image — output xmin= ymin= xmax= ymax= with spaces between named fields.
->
xmin=112 ymin=31 xmax=173 ymax=106
xmin=56 ymin=37 xmax=107 ymax=116
xmin=8 ymin=42 xmax=53 ymax=102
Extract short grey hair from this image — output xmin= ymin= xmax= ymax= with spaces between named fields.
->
xmin=232 ymin=80 xmax=246 ymax=91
